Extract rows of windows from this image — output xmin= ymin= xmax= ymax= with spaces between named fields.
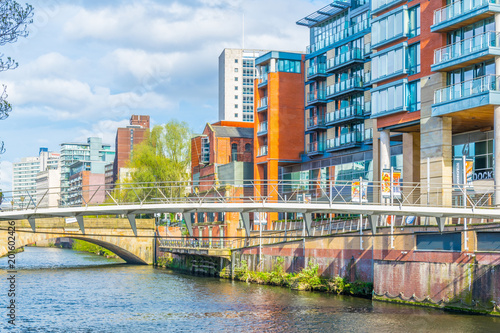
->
xmin=243 ymin=69 xmax=254 ymax=77
xmin=242 ymin=59 xmax=254 ymax=68
xmin=447 ymin=59 xmax=495 ymax=85
xmin=277 ymin=59 xmax=301 ymax=73
xmin=243 ymin=78 xmax=253 ymax=86
xmin=371 ymin=80 xmax=421 ymax=116
xmin=371 ymin=42 xmax=420 ymax=82
xmin=372 ymin=6 xmax=420 ymax=47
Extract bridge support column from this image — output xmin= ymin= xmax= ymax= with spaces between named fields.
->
xmin=76 ymin=216 xmax=85 ymax=234
xmin=436 ymin=217 xmax=445 ymax=233
xmin=303 ymin=213 xmax=312 ymax=236
xmin=28 ymin=217 xmax=36 ymax=232
xmin=183 ymin=212 xmax=193 ymax=236
xmin=127 ymin=214 xmax=137 ymax=236
xmin=240 ymin=212 xmax=251 ymax=237
xmin=367 ymin=215 xmax=379 ymax=235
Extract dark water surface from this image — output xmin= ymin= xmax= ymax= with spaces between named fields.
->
xmin=1 ymin=247 xmax=499 ymax=332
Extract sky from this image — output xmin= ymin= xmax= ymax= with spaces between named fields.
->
xmin=0 ymin=0 xmax=325 ymax=191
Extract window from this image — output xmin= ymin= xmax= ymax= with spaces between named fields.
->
xmin=416 ymin=233 xmax=461 ymax=251
xmin=235 ymin=86 xmax=238 ymax=90
xmin=407 ymin=43 xmax=420 ymax=75
xmin=371 ymin=46 xmax=404 ymax=81
xmin=235 ymin=77 xmax=238 ymax=81
xmin=372 ymin=8 xmax=404 ymax=47
xmin=243 ymin=68 xmax=254 ymax=77
xmin=408 ymin=6 xmax=420 ymax=38
xmin=371 ymin=81 xmax=405 ymax=116
xmin=235 ymin=59 xmax=238 ymax=63
xmin=407 ymin=80 xmax=421 ymax=112
xmin=276 ymin=59 xmax=301 ymax=73
xmin=235 ymin=104 xmax=238 ymax=108
xmin=234 ymin=113 xmax=238 ymax=117
xmin=245 ymin=143 xmax=251 ymax=152
xmin=235 ymin=95 xmax=238 ymax=99
xmin=234 ymin=68 xmax=238 ymax=72
xmin=231 ymin=143 xmax=238 ymax=162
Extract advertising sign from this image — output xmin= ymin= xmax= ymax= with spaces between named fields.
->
xmin=381 ymin=169 xmax=402 ymax=199
xmin=351 ymin=180 xmax=368 ymax=203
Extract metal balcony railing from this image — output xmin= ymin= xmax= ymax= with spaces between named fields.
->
xmin=434 ymin=31 xmax=500 ymax=65
xmin=258 ymin=97 xmax=268 ymax=109
xmin=306 ymin=90 xmax=326 ymax=103
xmin=326 ymin=76 xmax=363 ymax=97
xmin=306 ymin=20 xmax=369 ymax=54
xmin=257 ymin=121 xmax=268 ymax=134
xmin=306 ymin=140 xmax=325 ymax=154
xmin=325 ymin=104 xmax=363 ymax=124
xmin=327 ymin=48 xmax=363 ymax=71
xmin=306 ymin=115 xmax=326 ymax=129
xmin=434 ymin=0 xmax=500 ymax=26
xmin=326 ymin=131 xmax=363 ymax=150
xmin=307 ymin=63 xmax=326 ymax=77
xmin=434 ymin=75 xmax=500 ymax=104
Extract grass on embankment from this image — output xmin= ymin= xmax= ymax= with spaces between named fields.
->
xmin=72 ymin=239 xmax=117 ymax=258
xmin=226 ymin=259 xmax=373 ymax=297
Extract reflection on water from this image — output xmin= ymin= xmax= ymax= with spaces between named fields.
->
xmin=0 ymin=247 xmax=498 ymax=332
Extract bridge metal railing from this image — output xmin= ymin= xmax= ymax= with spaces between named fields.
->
xmin=2 ymin=178 xmax=498 ymax=211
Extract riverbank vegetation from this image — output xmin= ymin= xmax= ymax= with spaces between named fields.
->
xmin=72 ymin=240 xmax=117 ymax=258
xmin=226 ymin=258 xmax=372 ymax=297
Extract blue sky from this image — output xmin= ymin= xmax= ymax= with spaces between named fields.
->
xmin=0 ymin=0 xmax=325 ymax=190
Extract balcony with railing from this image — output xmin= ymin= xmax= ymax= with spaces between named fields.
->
xmin=363 ymin=43 xmax=371 ymax=57
xmin=326 ymin=76 xmax=364 ymax=98
xmin=306 ymin=89 xmax=327 ymax=105
xmin=325 ymin=104 xmax=364 ymax=126
xmin=257 ymin=97 xmax=268 ymax=112
xmin=306 ymin=140 xmax=325 ymax=156
xmin=326 ymin=131 xmax=363 ymax=152
xmin=432 ymin=74 xmax=500 ymax=116
xmin=306 ymin=20 xmax=369 ymax=54
xmin=326 ymin=48 xmax=364 ymax=73
xmin=306 ymin=115 xmax=326 ymax=131
xmin=307 ymin=63 xmax=327 ymax=79
xmin=258 ymin=75 xmax=268 ymax=88
xmin=432 ymin=31 xmax=500 ymax=72
xmin=258 ymin=145 xmax=268 ymax=157
xmin=432 ymin=0 xmax=500 ymax=33
xmin=257 ymin=121 xmax=268 ymax=136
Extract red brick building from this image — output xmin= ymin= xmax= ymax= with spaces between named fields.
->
xmin=113 ymin=115 xmax=150 ymax=183
xmin=190 ymin=121 xmax=254 ymax=242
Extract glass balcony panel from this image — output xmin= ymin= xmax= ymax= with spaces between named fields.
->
xmin=434 ymin=32 xmax=500 ymax=66
xmin=434 ymin=75 xmax=500 ymax=104
xmin=434 ymin=0 xmax=500 ymax=28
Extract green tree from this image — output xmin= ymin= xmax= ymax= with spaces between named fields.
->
xmin=0 ymin=1 xmax=34 ymax=154
xmin=124 ymin=120 xmax=192 ymax=201
xmin=0 ymin=1 xmax=34 ymax=120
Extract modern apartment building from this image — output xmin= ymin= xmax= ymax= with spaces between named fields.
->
xmin=36 ymin=168 xmax=61 ymax=208
xmin=60 ymin=137 xmax=115 ymax=205
xmin=67 ymin=160 xmax=109 ymax=206
xmin=113 ymin=115 xmax=150 ymax=183
xmin=285 ymin=1 xmax=377 ymax=203
xmin=218 ymin=49 xmax=270 ymax=122
xmin=12 ymin=148 xmax=60 ymax=209
xmin=428 ymin=0 xmax=500 ymax=205
xmin=254 ymin=51 xmax=305 ymax=224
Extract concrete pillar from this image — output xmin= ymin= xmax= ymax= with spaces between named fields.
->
xmin=403 ymin=132 xmax=421 ymax=204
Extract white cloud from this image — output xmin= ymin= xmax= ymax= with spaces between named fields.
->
xmin=76 ymin=119 xmax=130 ymax=146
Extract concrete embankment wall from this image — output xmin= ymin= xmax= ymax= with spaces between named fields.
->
xmin=158 ymin=225 xmax=500 ymax=315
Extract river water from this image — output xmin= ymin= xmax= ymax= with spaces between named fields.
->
xmin=0 ymin=247 xmax=499 ymax=332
